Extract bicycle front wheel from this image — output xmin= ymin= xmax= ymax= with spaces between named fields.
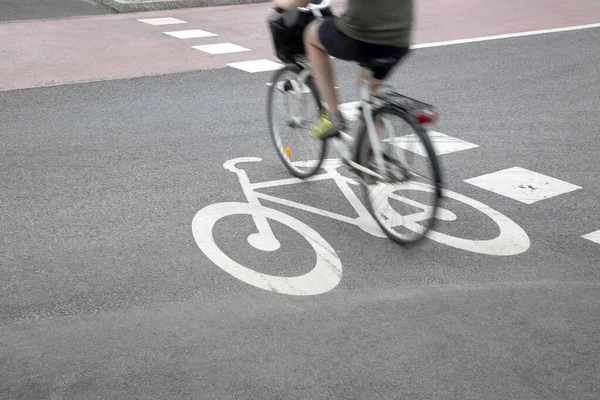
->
xmin=353 ymin=105 xmax=443 ymax=246
xmin=267 ymin=63 xmax=326 ymax=179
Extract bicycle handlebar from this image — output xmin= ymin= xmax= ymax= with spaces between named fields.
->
xmin=297 ymin=0 xmax=331 ymax=13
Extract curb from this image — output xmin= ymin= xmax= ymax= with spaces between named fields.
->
xmin=98 ymin=0 xmax=270 ymax=12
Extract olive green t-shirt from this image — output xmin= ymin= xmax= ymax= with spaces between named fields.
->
xmin=334 ymin=0 xmax=413 ymax=47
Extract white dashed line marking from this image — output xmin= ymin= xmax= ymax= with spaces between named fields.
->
xmin=227 ymin=59 xmax=284 ymax=73
xmin=164 ymin=29 xmax=217 ymax=39
xmin=387 ymin=131 xmax=479 ymax=156
xmin=137 ymin=17 xmax=187 ymax=26
xmin=192 ymin=43 xmax=250 ymax=54
xmin=465 ymin=167 xmax=582 ymax=204
xmin=582 ymin=230 xmax=600 ymax=245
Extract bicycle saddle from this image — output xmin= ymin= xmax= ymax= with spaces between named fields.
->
xmin=361 ymin=56 xmax=401 ymax=70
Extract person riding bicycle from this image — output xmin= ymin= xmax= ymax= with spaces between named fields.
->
xmin=273 ymin=0 xmax=413 ymax=140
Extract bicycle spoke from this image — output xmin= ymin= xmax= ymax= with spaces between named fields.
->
xmin=267 ymin=65 xmax=326 ymax=178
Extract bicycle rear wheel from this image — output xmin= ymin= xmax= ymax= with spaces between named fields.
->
xmin=267 ymin=63 xmax=326 ymax=179
xmin=353 ymin=105 xmax=442 ymax=246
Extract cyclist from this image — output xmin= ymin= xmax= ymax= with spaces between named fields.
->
xmin=273 ymin=0 xmax=413 ymax=139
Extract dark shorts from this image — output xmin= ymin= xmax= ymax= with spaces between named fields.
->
xmin=318 ymin=17 xmax=409 ymax=80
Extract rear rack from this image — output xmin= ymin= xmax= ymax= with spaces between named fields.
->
xmin=377 ymin=91 xmax=436 ymax=113
xmin=375 ymin=90 xmax=439 ymax=124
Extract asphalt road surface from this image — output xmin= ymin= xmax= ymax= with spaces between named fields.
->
xmin=1 ymin=8 xmax=599 ymax=400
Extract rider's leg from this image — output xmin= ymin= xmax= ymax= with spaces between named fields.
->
xmin=304 ymin=20 xmax=339 ymax=117
xmin=303 ymin=20 xmax=346 ymax=139
xmin=358 ymin=67 xmax=384 ymax=141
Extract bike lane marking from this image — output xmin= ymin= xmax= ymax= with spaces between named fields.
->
xmin=387 ymin=132 xmax=480 ymax=156
xmin=163 ymin=29 xmax=217 ymax=39
xmin=191 ymin=202 xmax=343 ymax=296
xmin=227 ymin=59 xmax=284 ymax=73
xmin=191 ymin=157 xmax=531 ymax=296
xmin=582 ymin=230 xmax=600 ymax=245
xmin=464 ymin=167 xmax=582 ymax=205
xmin=192 ymin=43 xmax=250 ymax=55
xmin=137 ymin=17 xmax=187 ymax=25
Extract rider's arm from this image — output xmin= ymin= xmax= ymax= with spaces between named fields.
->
xmin=273 ymin=0 xmax=312 ymax=10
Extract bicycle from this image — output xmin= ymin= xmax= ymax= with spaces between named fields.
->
xmin=266 ymin=0 xmax=443 ymax=246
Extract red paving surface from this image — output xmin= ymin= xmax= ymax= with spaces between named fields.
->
xmin=1 ymin=0 xmax=599 ymax=91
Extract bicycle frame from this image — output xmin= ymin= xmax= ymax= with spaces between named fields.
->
xmin=293 ymin=62 xmax=389 ymax=182
xmin=356 ymin=75 xmax=387 ymax=171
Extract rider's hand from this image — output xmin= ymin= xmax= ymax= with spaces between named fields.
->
xmin=272 ymin=0 xmax=288 ymax=9
xmin=273 ymin=0 xmax=312 ymax=10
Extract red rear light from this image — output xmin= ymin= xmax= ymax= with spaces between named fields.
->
xmin=416 ymin=110 xmax=438 ymax=125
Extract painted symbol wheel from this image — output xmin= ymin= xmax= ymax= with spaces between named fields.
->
xmin=192 ymin=202 xmax=343 ymax=295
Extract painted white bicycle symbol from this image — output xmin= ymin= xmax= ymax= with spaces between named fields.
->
xmin=191 ymin=157 xmax=530 ymax=296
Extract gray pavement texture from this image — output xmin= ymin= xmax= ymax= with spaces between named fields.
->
xmin=1 ymin=28 xmax=600 ymax=399
xmin=97 ymin=0 xmax=269 ymax=13
xmin=0 ymin=0 xmax=114 ymax=21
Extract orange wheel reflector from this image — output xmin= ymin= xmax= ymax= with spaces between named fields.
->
xmin=284 ymin=146 xmax=291 ymax=158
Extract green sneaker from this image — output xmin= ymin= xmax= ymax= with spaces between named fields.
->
xmin=311 ymin=111 xmax=346 ymax=140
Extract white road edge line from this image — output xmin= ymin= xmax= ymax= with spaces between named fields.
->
xmin=412 ymin=23 xmax=600 ymax=49
xmin=229 ymin=23 xmax=600 ymax=72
